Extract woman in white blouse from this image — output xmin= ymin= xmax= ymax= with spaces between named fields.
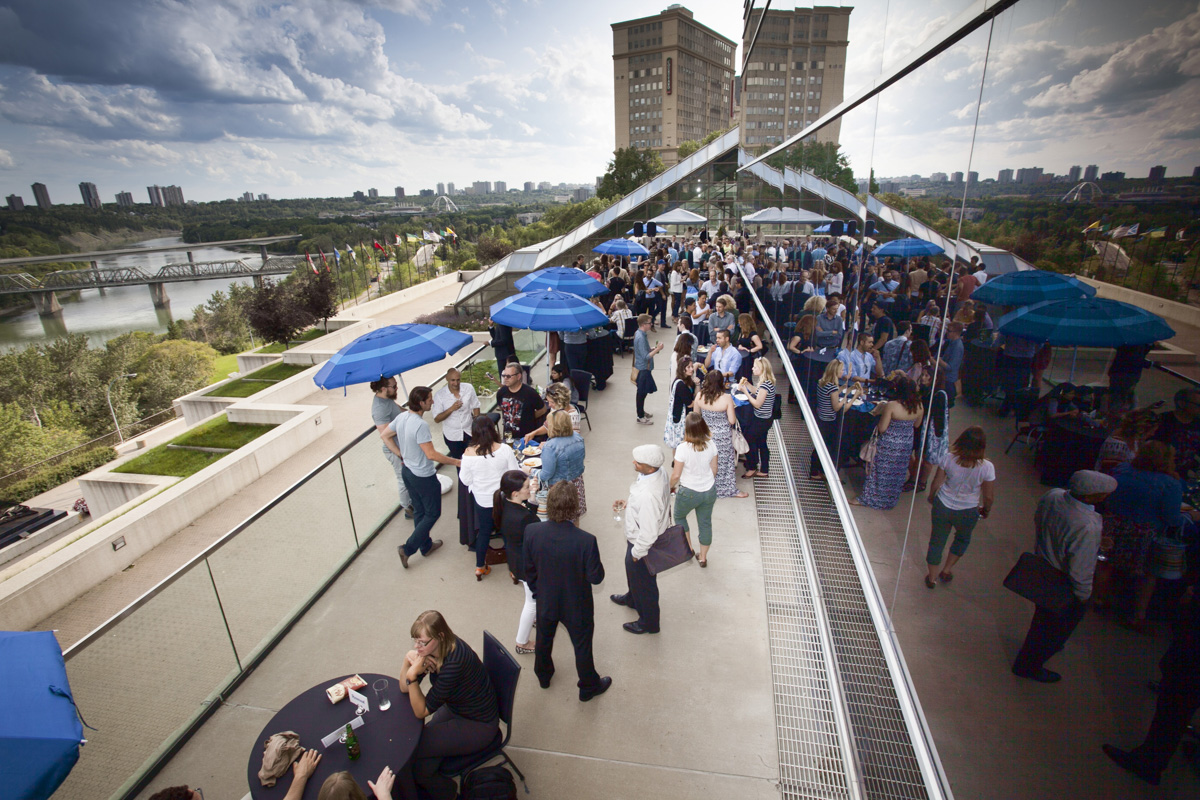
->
xmin=458 ymin=415 xmax=520 ymax=580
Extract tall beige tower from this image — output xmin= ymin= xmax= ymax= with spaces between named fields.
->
xmin=740 ymin=6 xmax=852 ymax=151
xmin=612 ymin=5 xmax=736 ymax=166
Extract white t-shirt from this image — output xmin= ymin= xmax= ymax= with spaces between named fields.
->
xmin=675 ymin=441 xmax=718 ymax=493
xmin=935 ymin=455 xmax=995 ymax=510
xmin=432 ymin=384 xmax=480 ymax=442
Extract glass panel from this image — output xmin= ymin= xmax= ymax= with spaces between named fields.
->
xmin=340 ymin=430 xmax=403 ymax=541
xmin=57 ymin=566 xmax=239 ymax=800
xmin=206 ymin=465 xmax=358 ymax=661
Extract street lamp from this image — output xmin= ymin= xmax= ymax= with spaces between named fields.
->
xmin=107 ymin=373 xmax=137 ymax=443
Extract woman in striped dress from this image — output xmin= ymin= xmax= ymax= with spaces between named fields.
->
xmin=693 ymin=369 xmax=747 ymax=498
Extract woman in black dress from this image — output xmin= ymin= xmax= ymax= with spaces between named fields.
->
xmin=735 ymin=312 xmax=764 ymax=382
xmin=496 ymin=470 xmax=540 ymax=655
xmin=403 ymin=610 xmax=499 ymax=800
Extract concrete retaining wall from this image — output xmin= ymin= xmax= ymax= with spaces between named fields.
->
xmin=1080 ymin=277 xmax=1200 ymax=330
xmin=0 ymin=403 xmax=331 ymax=631
xmin=235 ymin=353 xmax=280 ymax=374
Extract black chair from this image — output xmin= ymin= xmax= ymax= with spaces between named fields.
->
xmin=620 ymin=317 xmax=637 ymax=354
xmin=570 ymin=369 xmax=593 ymax=431
xmin=1004 ymin=387 xmax=1045 ymax=455
xmin=437 ymin=631 xmax=528 ymax=793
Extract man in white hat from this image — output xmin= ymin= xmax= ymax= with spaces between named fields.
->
xmin=1012 ymin=469 xmax=1117 ymax=683
xmin=610 ymin=444 xmax=672 ymax=634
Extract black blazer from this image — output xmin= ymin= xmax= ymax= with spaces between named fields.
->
xmin=498 ymin=499 xmax=539 ymax=583
xmin=524 ymin=521 xmax=604 ymax=624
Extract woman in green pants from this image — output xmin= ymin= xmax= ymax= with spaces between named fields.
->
xmin=669 ymin=412 xmax=719 ymax=567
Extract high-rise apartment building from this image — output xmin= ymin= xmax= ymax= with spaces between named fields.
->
xmin=436 ymin=182 xmax=446 ymax=195
xmin=612 ymin=5 xmax=735 ymax=165
xmin=148 ymin=185 xmax=164 ymax=206
xmin=930 ymin=172 xmax=947 ymax=183
xmin=115 ymin=191 xmax=134 ymax=207
xmin=1084 ymin=164 xmax=1099 ymax=182
xmin=241 ymin=191 xmax=254 ymax=202
xmin=79 ymin=182 xmax=101 ymax=209
xmin=6 ymin=194 xmax=24 ymax=211
xmin=967 ymin=171 xmax=978 ymax=185
xmin=395 ymin=186 xmax=405 ymax=199
xmin=32 ymin=182 xmax=52 ymax=209
xmin=997 ymin=168 xmax=1014 ymax=183
xmin=1067 ymin=165 xmax=1082 ymax=182
xmin=537 ymin=181 xmax=552 ymax=191
xmin=523 ymin=182 xmax=535 ymax=192
xmin=1148 ymin=165 xmax=1166 ymax=182
xmin=162 ymin=185 xmax=185 ymax=205
xmin=494 ymin=181 xmax=507 ymax=193
xmin=472 ymin=181 xmax=492 ymax=194
xmin=368 ymin=188 xmax=379 ymax=199
xmin=446 ymin=182 xmax=455 ymax=195
xmin=950 ymin=171 xmax=964 ymax=183
xmin=1016 ymin=167 xmax=1043 ymax=185
xmin=258 ymin=193 xmax=269 ymax=201
xmin=740 ymin=5 xmax=852 ymax=149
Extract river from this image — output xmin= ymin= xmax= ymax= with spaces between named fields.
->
xmin=0 ymin=237 xmax=260 ymax=351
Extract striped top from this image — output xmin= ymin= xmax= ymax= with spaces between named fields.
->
xmin=422 ymin=639 xmax=498 ymax=724
xmin=815 ymin=382 xmax=838 ymax=422
xmin=753 ymin=380 xmax=776 ymax=419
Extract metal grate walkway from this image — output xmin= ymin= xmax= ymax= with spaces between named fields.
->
xmin=754 ymin=361 xmax=938 ymax=800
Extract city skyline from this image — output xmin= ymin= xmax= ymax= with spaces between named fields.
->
xmin=0 ymin=1 xmax=1197 ymax=203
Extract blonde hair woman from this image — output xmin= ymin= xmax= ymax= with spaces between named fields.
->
xmin=737 ymin=357 xmax=776 ymax=478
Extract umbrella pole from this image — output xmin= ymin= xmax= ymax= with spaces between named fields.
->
xmin=398 ymin=374 xmax=409 ymax=402
xmin=1069 ymin=346 xmax=1078 ymax=382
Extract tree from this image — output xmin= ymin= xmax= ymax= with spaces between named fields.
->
xmin=246 ymin=280 xmax=314 ymax=345
xmin=131 ymin=340 xmax=218 ymax=413
xmin=0 ymin=401 xmax=85 ymax=475
xmin=597 ymin=147 xmax=666 ymax=200
xmin=869 ymin=169 xmax=880 ymax=195
xmin=475 ymin=234 xmax=513 ymax=264
xmin=765 ymin=140 xmax=857 ymax=194
xmin=297 ymin=268 xmax=338 ymax=330
xmin=676 ymin=127 xmax=732 ymax=160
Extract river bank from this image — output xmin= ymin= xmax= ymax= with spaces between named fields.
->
xmin=59 ymin=228 xmax=182 ymax=251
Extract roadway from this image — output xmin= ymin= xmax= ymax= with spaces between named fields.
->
xmin=0 ymin=234 xmax=302 ymax=267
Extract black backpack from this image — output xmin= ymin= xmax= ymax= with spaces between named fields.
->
xmin=459 ymin=766 xmax=517 ymax=800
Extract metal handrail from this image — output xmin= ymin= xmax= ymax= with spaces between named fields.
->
xmin=62 ymin=342 xmax=489 ymax=658
xmin=747 ymin=287 xmax=954 ymax=800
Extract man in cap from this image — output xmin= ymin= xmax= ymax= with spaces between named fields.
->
xmin=1012 ymin=469 xmax=1117 ymax=683
xmin=611 ymin=444 xmax=673 ymax=634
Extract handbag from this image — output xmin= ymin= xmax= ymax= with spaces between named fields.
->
xmin=630 ymin=365 xmax=639 ymax=385
xmin=1003 ymin=552 xmax=1075 ymax=612
xmin=730 ymin=422 xmax=750 ymax=455
xmin=643 ymin=524 xmax=694 ymax=576
xmin=858 ymin=428 xmax=880 ymax=465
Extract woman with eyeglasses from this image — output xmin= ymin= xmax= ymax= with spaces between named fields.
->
xmin=404 ymin=610 xmax=499 ymax=800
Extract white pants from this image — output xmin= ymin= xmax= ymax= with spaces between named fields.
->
xmin=517 ymin=581 xmax=537 ymax=645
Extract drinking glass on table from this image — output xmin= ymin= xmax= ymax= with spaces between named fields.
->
xmin=373 ymin=678 xmax=391 ymax=711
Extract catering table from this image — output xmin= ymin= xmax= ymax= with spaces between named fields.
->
xmin=1037 ymin=417 xmax=1109 ymax=487
xmin=961 ymin=339 xmax=1000 ymax=407
xmin=246 ymin=673 xmax=421 ymax=800
xmin=799 ymin=348 xmax=838 ymax=402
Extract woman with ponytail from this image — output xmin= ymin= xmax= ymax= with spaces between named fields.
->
xmin=496 ymin=470 xmax=540 ymax=654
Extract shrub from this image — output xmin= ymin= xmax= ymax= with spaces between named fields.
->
xmin=412 ymin=309 xmax=489 ymax=332
xmin=0 ymin=447 xmax=118 ymax=506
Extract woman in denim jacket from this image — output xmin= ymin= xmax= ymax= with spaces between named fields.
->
xmin=537 ymin=410 xmax=587 ymax=519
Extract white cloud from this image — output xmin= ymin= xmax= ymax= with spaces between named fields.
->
xmin=0 ymin=148 xmax=14 ymax=168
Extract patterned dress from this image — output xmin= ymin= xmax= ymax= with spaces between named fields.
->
xmin=702 ymin=408 xmax=738 ymax=497
xmin=859 ymin=418 xmax=916 ymax=510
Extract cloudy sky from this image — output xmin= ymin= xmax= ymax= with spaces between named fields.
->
xmin=0 ymin=0 xmax=1196 ymax=204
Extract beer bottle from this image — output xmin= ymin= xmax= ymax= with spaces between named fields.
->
xmin=344 ymin=723 xmax=360 ymax=761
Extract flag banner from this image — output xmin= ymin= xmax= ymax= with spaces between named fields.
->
xmin=407 ymin=234 xmax=421 ymax=243
xmin=1178 ymin=229 xmax=1187 ymax=241
xmin=1112 ymin=223 xmax=1141 ymax=238
xmin=446 ymin=226 xmax=455 ymax=236
xmin=332 ymin=247 xmax=341 ymax=264
xmin=1081 ymin=221 xmax=1100 ymax=233
xmin=395 ymin=235 xmax=402 ymax=245
xmin=318 ymin=248 xmax=329 ymax=270
xmin=305 ymin=251 xmax=318 ymax=274
xmin=345 ymin=244 xmax=357 ymax=261
xmin=373 ymin=241 xmax=385 ymax=251
xmin=1145 ymin=227 xmax=1167 ymax=238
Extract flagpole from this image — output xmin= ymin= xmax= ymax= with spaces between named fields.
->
xmin=402 ymin=236 xmax=410 ymax=290
xmin=349 ymin=246 xmax=360 ymax=306
xmin=332 ymin=254 xmax=345 ymax=311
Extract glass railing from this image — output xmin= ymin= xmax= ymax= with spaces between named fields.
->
xmin=52 ymin=340 xmax=549 ymax=800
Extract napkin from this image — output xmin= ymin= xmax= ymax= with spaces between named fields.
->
xmin=258 ymin=731 xmax=302 ymax=787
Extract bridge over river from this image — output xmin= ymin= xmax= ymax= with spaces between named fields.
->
xmin=0 ymin=235 xmax=303 ymax=315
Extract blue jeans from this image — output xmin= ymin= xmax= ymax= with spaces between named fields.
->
xmin=926 ymin=496 xmax=981 ymax=565
xmin=400 ymin=467 xmax=441 ymax=557
xmin=473 ymin=497 xmax=495 ymax=568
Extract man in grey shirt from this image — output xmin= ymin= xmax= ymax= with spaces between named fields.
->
xmin=383 ymin=386 xmax=462 ymax=569
xmin=1012 ymin=469 xmax=1116 ymax=683
xmin=371 ymin=377 xmax=412 ymax=517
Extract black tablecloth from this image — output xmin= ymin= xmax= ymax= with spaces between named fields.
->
xmin=799 ymin=349 xmax=838 ymax=402
xmin=584 ymin=331 xmax=616 ymax=389
xmin=1037 ymin=418 xmax=1109 ymax=487
xmin=246 ymin=673 xmax=421 ymax=800
xmin=961 ymin=340 xmax=999 ymax=406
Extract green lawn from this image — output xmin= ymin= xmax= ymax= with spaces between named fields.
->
xmin=460 ymin=361 xmax=500 ymax=396
xmin=113 ymin=415 xmax=277 ymax=478
xmin=209 ymin=352 xmax=239 ymax=384
xmin=206 ymin=362 xmax=310 ymax=397
xmin=257 ymin=327 xmax=328 ymax=354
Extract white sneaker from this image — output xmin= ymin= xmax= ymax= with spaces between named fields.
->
xmin=643 ymin=412 xmax=654 ymax=418
xmin=636 ymin=416 xmax=653 ymax=425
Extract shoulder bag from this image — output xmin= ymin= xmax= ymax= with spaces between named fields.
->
xmin=730 ymin=421 xmax=750 ymax=455
xmin=1002 ymin=552 xmax=1075 ymax=612
xmin=858 ymin=428 xmax=880 ymax=466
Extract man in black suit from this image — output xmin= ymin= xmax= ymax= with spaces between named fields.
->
xmin=524 ymin=482 xmax=612 ymax=702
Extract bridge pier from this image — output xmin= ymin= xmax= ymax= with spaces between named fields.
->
xmin=253 ymin=275 xmax=264 ymax=289
xmin=92 ymin=260 xmax=106 ymax=296
xmin=31 ymin=291 xmax=62 ymax=316
xmin=260 ymin=245 xmax=269 ymax=265
xmin=148 ymin=282 xmax=170 ymax=308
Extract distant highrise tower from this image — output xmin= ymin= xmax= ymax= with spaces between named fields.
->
xmin=494 ymin=181 xmax=507 ymax=193
xmin=446 ymin=182 xmax=455 ymax=194
xmin=1068 ymin=165 xmax=1082 ymax=182
xmin=523 ymin=181 xmax=534 ymax=192
xmin=31 ymin=182 xmax=52 ymax=209
xmin=951 ymin=171 xmax=964 ymax=183
xmin=1193 ymin=166 xmax=1200 ymax=179
xmin=368 ymin=188 xmax=379 ymax=199
xmin=997 ymin=168 xmax=1013 ymax=184
xmin=6 ymin=194 xmax=24 ymax=211
xmin=258 ymin=193 xmax=269 ymax=201
xmin=1084 ymin=164 xmax=1099 ymax=182
xmin=79 ymin=182 xmax=101 ymax=209
xmin=612 ymin=6 xmax=737 ymax=166
xmin=1148 ymin=165 xmax=1166 ymax=182
xmin=395 ymin=186 xmax=405 ymax=199
xmin=162 ymin=185 xmax=185 ymax=205
xmin=436 ymin=182 xmax=445 ymax=195
xmin=472 ymin=181 xmax=491 ymax=194
xmin=115 ymin=191 xmax=134 ymax=207
xmin=538 ymin=181 xmax=551 ymax=191
xmin=930 ymin=172 xmax=947 ymax=183
xmin=148 ymin=185 xmax=164 ymax=206
xmin=738 ymin=5 xmax=852 ymax=151
xmin=967 ymin=171 xmax=978 ymax=185
xmin=242 ymin=191 xmax=254 ymax=202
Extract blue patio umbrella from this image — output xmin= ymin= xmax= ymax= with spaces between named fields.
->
xmin=490 ymin=290 xmax=608 ymax=332
xmin=873 ymin=237 xmax=944 ymax=258
xmin=515 ymin=266 xmax=607 ymax=298
xmin=971 ymin=269 xmax=1096 ymax=306
xmin=313 ymin=323 xmax=474 ymax=392
xmin=592 ymin=238 xmax=650 ymax=258
xmin=813 ymin=224 xmax=831 ymax=234
xmin=997 ymin=297 xmax=1174 ymax=348
xmin=0 ymin=631 xmax=85 ymax=800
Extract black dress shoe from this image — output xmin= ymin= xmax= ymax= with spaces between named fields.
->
xmin=424 ymin=539 xmax=444 ymax=556
xmin=1102 ymin=744 xmax=1160 ymax=785
xmin=623 ymin=621 xmax=659 ymax=635
xmin=1012 ymin=666 xmax=1061 ymax=683
xmin=538 ymin=676 xmax=552 ymax=690
xmin=610 ymin=593 xmax=633 ymax=607
xmin=579 ymin=676 xmax=612 ymax=702
xmin=397 ymin=547 xmax=409 ymax=569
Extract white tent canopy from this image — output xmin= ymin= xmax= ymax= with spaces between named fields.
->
xmin=741 ymin=207 xmax=834 ymax=224
xmin=649 ymin=208 xmax=707 ymax=225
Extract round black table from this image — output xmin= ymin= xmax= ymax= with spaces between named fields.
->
xmin=961 ymin=339 xmax=1000 ymax=406
xmin=1037 ymin=417 xmax=1109 ymax=487
xmin=247 ymin=674 xmax=422 ymax=800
